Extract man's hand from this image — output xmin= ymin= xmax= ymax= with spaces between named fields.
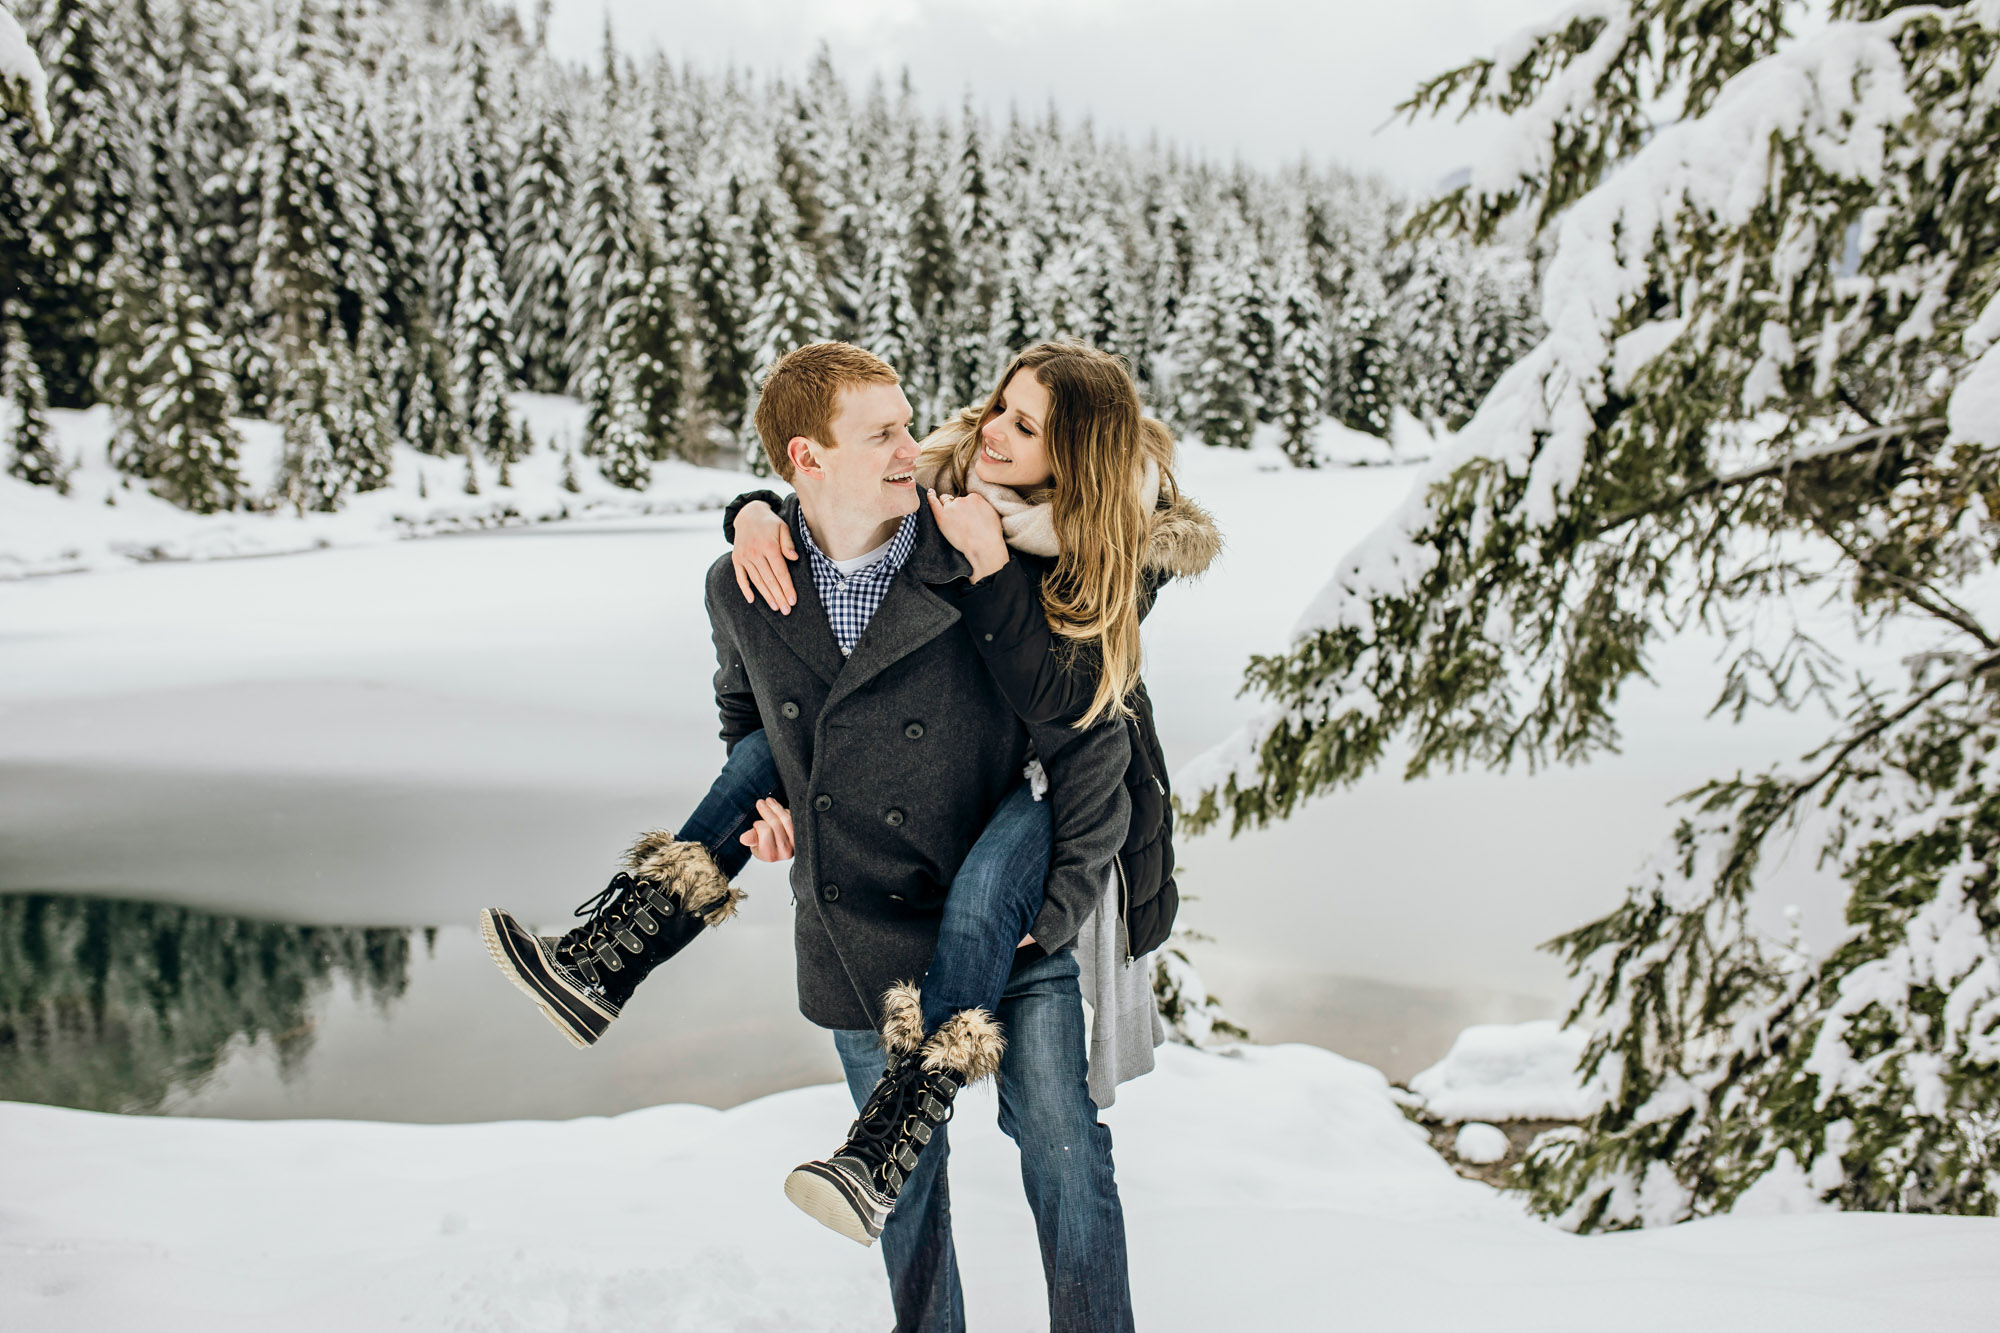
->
xmin=732 ymin=501 xmax=799 ymax=613
xmin=926 ymin=491 xmax=1009 ymax=584
xmin=739 ymin=798 xmax=795 ymax=862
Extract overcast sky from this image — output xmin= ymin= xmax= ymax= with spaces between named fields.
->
xmin=537 ymin=0 xmax=1557 ymax=195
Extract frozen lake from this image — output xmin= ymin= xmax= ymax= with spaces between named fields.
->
xmin=0 ymin=445 xmax=1856 ymax=1118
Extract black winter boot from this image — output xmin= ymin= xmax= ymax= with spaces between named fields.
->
xmin=784 ymin=984 xmax=1005 ymax=1245
xmin=479 ymin=832 xmax=740 ymax=1048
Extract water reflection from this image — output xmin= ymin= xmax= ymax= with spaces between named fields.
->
xmin=0 ymin=892 xmax=412 ymax=1113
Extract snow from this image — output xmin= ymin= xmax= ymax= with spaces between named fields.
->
xmin=5 ymin=1041 xmax=1996 ymax=1331
xmin=1409 ymin=1020 xmax=1605 ymax=1122
xmin=0 ymin=2 xmax=50 ymax=142
xmin=1455 ymin=1121 xmax=1512 ymax=1164
xmin=0 ymin=396 xmax=751 ymax=579
xmin=1948 ymin=340 xmax=2000 ymax=449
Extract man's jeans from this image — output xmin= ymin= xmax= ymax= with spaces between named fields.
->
xmin=833 ymin=948 xmax=1137 ymax=1333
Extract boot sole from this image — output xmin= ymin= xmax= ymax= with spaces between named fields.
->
xmin=784 ymin=1161 xmax=889 ymax=1247
xmin=479 ymin=909 xmax=615 ymax=1050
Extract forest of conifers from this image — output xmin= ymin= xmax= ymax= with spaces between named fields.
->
xmin=2 ymin=0 xmax=1537 ymax=512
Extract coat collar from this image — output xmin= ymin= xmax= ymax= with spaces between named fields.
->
xmin=772 ymin=490 xmax=972 ymax=701
xmin=763 ymin=496 xmax=845 ymax=688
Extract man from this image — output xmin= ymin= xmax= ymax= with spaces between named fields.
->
xmin=710 ymin=342 xmax=1136 ymax=1332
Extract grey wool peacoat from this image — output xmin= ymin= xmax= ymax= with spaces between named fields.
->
xmin=704 ymin=489 xmax=1133 ymax=1032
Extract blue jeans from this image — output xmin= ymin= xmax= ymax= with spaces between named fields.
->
xmin=919 ymin=779 xmax=1050 ymax=1032
xmin=683 ymin=733 xmax=1050 ymax=1035
xmin=676 ymin=729 xmax=781 ymax=878
xmin=833 ymin=948 xmax=1136 ymax=1333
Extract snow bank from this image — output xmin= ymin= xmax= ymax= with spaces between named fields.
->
xmin=0 ymin=396 xmax=761 ymax=579
xmin=5 ymin=1042 xmax=1995 ymax=1332
xmin=1409 ymin=1019 xmax=1605 ymax=1121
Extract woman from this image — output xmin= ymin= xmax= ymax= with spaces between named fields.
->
xmin=480 ymin=341 xmax=1218 ymax=1241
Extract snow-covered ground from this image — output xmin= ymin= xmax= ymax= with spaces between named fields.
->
xmin=0 ymin=395 xmax=747 ymax=579
xmin=7 ymin=1042 xmax=1995 ymax=1332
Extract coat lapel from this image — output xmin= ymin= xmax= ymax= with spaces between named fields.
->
xmin=758 ymin=497 xmax=844 ymax=688
xmin=821 ymin=491 xmax=972 ymax=715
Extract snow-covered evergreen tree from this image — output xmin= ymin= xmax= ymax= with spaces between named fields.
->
xmin=1273 ymin=253 xmax=1330 ymax=467
xmin=1 ymin=305 xmax=60 ymax=489
xmin=502 ymin=97 xmax=572 ymax=394
xmin=0 ymin=3 xmax=51 ymax=142
xmin=1172 ymin=233 xmax=1261 ymax=450
xmin=127 ymin=250 xmax=243 ymax=512
xmin=741 ymin=191 xmax=833 ymax=470
xmin=1184 ymin=0 xmax=2000 ymax=1230
xmin=450 ymin=228 xmax=516 ymax=465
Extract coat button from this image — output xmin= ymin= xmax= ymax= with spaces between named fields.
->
xmin=904 ymin=722 xmax=924 ymax=740
xmin=821 ymin=884 xmax=840 ymax=902
xmin=983 ymin=633 xmax=993 ymax=642
xmin=780 ymin=701 xmax=800 ymax=719
xmin=885 ymin=809 xmax=904 ymax=827
xmin=814 ymin=794 xmax=832 ymax=812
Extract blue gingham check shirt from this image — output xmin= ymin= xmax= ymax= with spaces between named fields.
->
xmin=798 ymin=511 xmax=919 ymax=656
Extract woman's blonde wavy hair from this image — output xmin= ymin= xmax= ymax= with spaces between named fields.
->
xmin=920 ymin=342 xmax=1179 ymax=728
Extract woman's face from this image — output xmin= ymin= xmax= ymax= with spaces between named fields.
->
xmin=975 ymin=371 xmax=1055 ymax=490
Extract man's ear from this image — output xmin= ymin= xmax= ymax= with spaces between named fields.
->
xmin=788 ymin=436 xmax=822 ymax=479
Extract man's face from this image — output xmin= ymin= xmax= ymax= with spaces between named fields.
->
xmin=794 ymin=381 xmax=919 ymax=528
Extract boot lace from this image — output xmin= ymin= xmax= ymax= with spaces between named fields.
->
xmin=840 ymin=1058 xmax=962 ymax=1195
xmin=558 ymin=872 xmax=680 ymax=982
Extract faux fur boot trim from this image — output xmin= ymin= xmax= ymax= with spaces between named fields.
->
xmin=878 ymin=982 xmax=926 ymax=1056
xmin=1144 ymin=493 xmax=1223 ymax=579
xmin=921 ymin=1007 xmax=1006 ymax=1084
xmin=622 ymin=831 xmax=743 ymax=926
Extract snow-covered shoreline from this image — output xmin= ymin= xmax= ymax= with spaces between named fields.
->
xmin=0 ymin=396 xmax=752 ymax=580
xmin=5 ymin=1042 xmax=1993 ymax=1332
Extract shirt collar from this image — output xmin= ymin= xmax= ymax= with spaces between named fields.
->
xmin=799 ymin=510 xmax=918 ymax=580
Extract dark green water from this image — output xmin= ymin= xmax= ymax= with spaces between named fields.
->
xmin=0 ymin=893 xmax=416 ymax=1114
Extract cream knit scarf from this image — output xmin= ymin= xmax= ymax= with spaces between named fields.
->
xmin=923 ymin=457 xmax=1161 ymax=560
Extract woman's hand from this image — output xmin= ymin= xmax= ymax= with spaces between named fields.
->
xmin=739 ymin=798 xmax=795 ymax=862
xmin=926 ymin=491 xmax=1009 ymax=584
xmin=732 ymin=501 xmax=798 ymax=613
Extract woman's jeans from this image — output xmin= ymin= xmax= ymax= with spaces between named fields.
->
xmin=679 ymin=730 xmax=1051 ymax=1034
xmin=673 ymin=729 xmax=783 ymax=879
xmin=834 ymin=949 xmax=1136 ymax=1333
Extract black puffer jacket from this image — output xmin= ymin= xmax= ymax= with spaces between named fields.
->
xmin=941 ymin=493 xmax=1221 ymax=958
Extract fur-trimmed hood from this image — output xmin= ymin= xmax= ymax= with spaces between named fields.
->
xmin=1142 ymin=492 xmax=1222 ymax=580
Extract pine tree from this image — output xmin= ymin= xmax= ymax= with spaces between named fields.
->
xmin=503 ymin=99 xmax=573 ymax=394
xmin=584 ymin=249 xmax=652 ymax=488
xmin=1328 ymin=266 xmax=1394 ymax=440
xmin=21 ymin=0 xmax=127 ymax=406
xmin=2 ymin=308 xmax=61 ymax=490
xmin=1172 ymin=241 xmax=1260 ymax=450
xmin=1393 ymin=239 xmax=1468 ymax=430
xmin=0 ymin=5 xmax=50 ymax=141
xmin=741 ymin=193 xmax=833 ymax=470
xmin=1273 ymin=253 xmax=1330 ymax=467
xmin=127 ymin=251 xmax=244 ymax=512
xmin=564 ymin=128 xmax=637 ymax=393
xmin=1184 ymin=0 xmax=2000 ymax=1230
xmin=685 ymin=185 xmax=752 ymax=432
xmin=451 ymin=229 xmax=517 ymax=465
